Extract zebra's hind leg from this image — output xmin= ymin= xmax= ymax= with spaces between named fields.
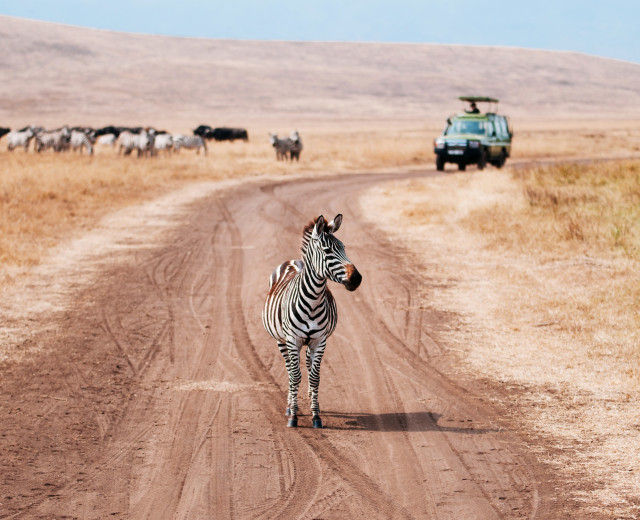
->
xmin=277 ymin=343 xmax=292 ymax=417
xmin=286 ymin=341 xmax=302 ymax=427
xmin=307 ymin=340 xmax=327 ymax=429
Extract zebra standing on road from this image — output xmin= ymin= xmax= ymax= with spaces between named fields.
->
xmin=269 ymin=133 xmax=292 ymax=160
xmin=262 ymin=215 xmax=362 ymax=428
xmin=34 ymin=126 xmax=71 ymax=153
xmin=173 ymin=135 xmax=206 ymax=155
xmin=6 ymin=127 xmax=35 ymax=151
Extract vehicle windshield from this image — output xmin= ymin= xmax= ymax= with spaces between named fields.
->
xmin=445 ymin=119 xmax=487 ymax=136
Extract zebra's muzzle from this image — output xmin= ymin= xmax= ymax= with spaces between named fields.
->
xmin=343 ymin=264 xmax=362 ymax=291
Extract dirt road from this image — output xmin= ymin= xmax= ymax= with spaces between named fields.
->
xmin=1 ymin=171 xmax=560 ymax=519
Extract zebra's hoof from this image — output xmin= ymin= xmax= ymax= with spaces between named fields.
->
xmin=285 ymin=407 xmax=291 ymax=417
xmin=287 ymin=416 xmax=298 ymax=428
xmin=312 ymin=416 xmax=323 ymax=429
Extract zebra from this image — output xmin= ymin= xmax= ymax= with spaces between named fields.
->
xmin=69 ymin=129 xmax=95 ymax=155
xmin=154 ymin=133 xmax=174 ymax=155
xmin=173 ymin=134 xmax=206 ymax=155
xmin=34 ymin=126 xmax=71 ymax=153
xmin=262 ymin=214 xmax=362 ymax=428
xmin=118 ymin=129 xmax=154 ymax=157
xmin=96 ymin=133 xmax=117 ymax=147
xmin=289 ymin=130 xmax=303 ymax=161
xmin=6 ymin=127 xmax=35 ymax=151
xmin=269 ymin=133 xmax=292 ymax=160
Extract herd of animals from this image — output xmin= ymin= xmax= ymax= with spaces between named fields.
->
xmin=0 ymin=124 xmax=303 ymax=160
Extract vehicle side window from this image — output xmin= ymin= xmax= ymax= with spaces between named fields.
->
xmin=488 ymin=121 xmax=496 ymax=137
xmin=496 ymin=118 xmax=507 ymax=139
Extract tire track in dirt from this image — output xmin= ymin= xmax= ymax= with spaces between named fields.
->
xmin=0 ymin=170 xmax=562 ymax=519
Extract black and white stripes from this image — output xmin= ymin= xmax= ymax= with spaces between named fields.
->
xmin=262 ymin=214 xmax=362 ymax=428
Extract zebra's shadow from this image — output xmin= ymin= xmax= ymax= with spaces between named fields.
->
xmin=319 ymin=411 xmax=499 ymax=434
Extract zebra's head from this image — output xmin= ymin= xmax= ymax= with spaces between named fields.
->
xmin=304 ymin=215 xmax=362 ymax=292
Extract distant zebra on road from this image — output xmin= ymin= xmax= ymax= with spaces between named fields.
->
xmin=35 ymin=127 xmax=71 ymax=153
xmin=6 ymin=127 xmax=35 ymax=152
xmin=173 ymin=135 xmax=207 ymax=155
xmin=262 ymin=214 xmax=362 ymax=429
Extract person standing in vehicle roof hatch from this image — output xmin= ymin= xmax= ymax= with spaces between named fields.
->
xmin=466 ymin=101 xmax=480 ymax=114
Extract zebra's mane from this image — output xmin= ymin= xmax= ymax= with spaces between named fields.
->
xmin=300 ymin=218 xmax=317 ymax=256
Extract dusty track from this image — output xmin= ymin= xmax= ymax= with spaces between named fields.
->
xmin=0 ymin=171 xmax=561 ymax=519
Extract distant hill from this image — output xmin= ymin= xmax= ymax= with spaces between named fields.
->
xmin=1 ymin=15 xmax=639 ymax=129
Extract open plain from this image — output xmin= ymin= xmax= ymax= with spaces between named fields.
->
xmin=1 ymin=15 xmax=640 ymax=519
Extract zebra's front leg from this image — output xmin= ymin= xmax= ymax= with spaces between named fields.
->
xmin=307 ymin=340 xmax=327 ymax=429
xmin=286 ymin=340 xmax=302 ymax=427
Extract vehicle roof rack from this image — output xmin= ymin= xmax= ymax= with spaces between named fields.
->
xmin=458 ymin=96 xmax=499 ymax=103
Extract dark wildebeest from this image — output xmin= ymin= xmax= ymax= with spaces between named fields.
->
xmin=194 ymin=125 xmax=213 ymax=138
xmin=0 ymin=127 xmax=10 ymax=140
xmin=208 ymin=127 xmax=249 ymax=142
xmin=94 ymin=126 xmax=122 ymax=138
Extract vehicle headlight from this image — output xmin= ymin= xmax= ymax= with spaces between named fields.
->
xmin=434 ymin=138 xmax=445 ymax=149
xmin=469 ymin=140 xmax=480 ymax=148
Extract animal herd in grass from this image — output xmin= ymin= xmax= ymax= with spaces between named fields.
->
xmin=0 ymin=124 xmax=303 ymax=161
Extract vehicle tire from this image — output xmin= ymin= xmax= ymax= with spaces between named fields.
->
xmin=478 ymin=149 xmax=487 ymax=170
xmin=496 ymin=150 xmax=506 ymax=168
xmin=436 ymin=156 xmax=445 ymax=171
xmin=458 ymin=162 xmax=466 ymax=171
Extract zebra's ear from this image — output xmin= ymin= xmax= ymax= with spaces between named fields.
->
xmin=327 ymin=214 xmax=342 ymax=234
xmin=312 ymin=215 xmax=326 ymax=239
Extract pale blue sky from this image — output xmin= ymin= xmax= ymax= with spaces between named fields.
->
xmin=1 ymin=0 xmax=638 ymax=64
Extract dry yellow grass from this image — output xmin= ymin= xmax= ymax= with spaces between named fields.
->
xmin=360 ymin=159 xmax=640 ymax=517
xmin=0 ymin=127 xmax=436 ymax=281
xmin=511 ymin=120 xmax=640 ymax=160
xmin=3 ymin=119 xmax=640 ymax=280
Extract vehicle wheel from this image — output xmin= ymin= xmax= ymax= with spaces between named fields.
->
xmin=436 ymin=156 xmax=445 ymax=171
xmin=458 ymin=162 xmax=466 ymax=171
xmin=478 ymin=149 xmax=487 ymax=170
xmin=496 ymin=150 xmax=506 ymax=168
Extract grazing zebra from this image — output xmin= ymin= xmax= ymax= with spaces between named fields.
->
xmin=7 ymin=127 xmax=35 ymax=151
xmin=0 ymin=127 xmax=10 ymax=140
xmin=70 ymin=129 xmax=95 ymax=155
xmin=118 ymin=129 xmax=154 ymax=157
xmin=262 ymin=214 xmax=362 ymax=428
xmin=269 ymin=133 xmax=292 ymax=160
xmin=96 ymin=134 xmax=117 ymax=147
xmin=173 ymin=135 xmax=207 ymax=155
xmin=289 ymin=130 xmax=303 ymax=161
xmin=34 ymin=127 xmax=71 ymax=153
xmin=154 ymin=133 xmax=174 ymax=154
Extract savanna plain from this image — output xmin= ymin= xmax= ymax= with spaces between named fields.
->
xmin=3 ymin=121 xmax=640 ymax=518
xmin=2 ymin=14 xmax=640 ymax=520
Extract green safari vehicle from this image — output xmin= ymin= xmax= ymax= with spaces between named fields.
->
xmin=433 ymin=96 xmax=513 ymax=171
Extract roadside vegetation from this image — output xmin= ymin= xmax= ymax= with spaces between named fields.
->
xmin=2 ymin=121 xmax=640 ymax=280
xmin=361 ymin=157 xmax=640 ymax=517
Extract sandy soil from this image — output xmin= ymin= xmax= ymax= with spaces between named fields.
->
xmin=0 ymin=169 xmax=579 ymax=519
